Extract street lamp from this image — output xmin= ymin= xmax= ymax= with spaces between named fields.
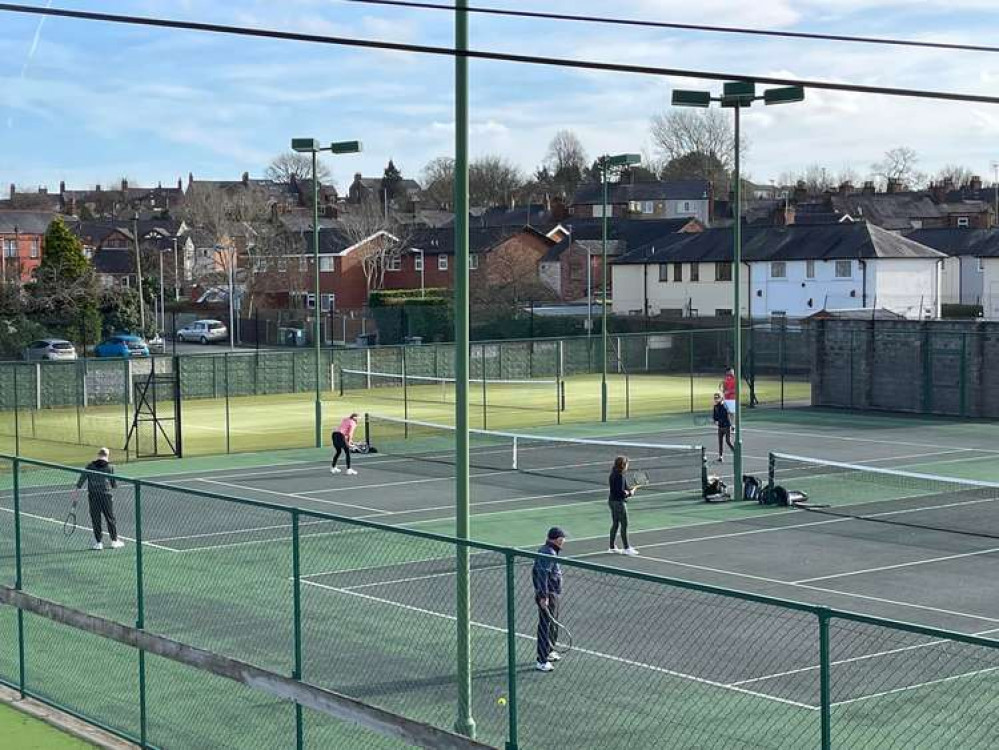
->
xmin=291 ymin=137 xmax=363 ymax=449
xmin=598 ymin=152 xmax=641 ymax=422
xmin=672 ymin=81 xmax=804 ymax=500
xmin=414 ymin=248 xmax=425 ymax=297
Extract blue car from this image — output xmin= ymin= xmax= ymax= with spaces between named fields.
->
xmin=94 ymin=334 xmax=150 ymax=359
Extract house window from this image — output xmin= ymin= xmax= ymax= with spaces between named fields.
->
xmin=683 ymin=201 xmax=691 ymax=212
xmin=770 ymin=261 xmax=786 ymax=279
xmin=319 ymin=257 xmax=335 ymax=272
xmin=957 ymin=216 xmax=970 ymax=227
xmin=29 ymin=239 xmax=39 ymax=258
xmin=413 ymin=253 xmax=424 ymax=271
xmin=715 ymin=308 xmax=733 ymax=317
xmin=470 ymin=254 xmax=479 ymax=270
xmin=321 ymin=294 xmax=334 ymax=312
xmin=277 ymin=257 xmax=287 ymax=273
xmin=806 ymin=260 xmax=815 ymax=279
xmin=299 ymin=256 xmax=308 ymax=272
xmin=835 ymin=260 xmax=852 ymax=278
xmin=673 ymin=263 xmax=683 ymax=282
xmin=305 ymin=293 xmax=315 ymax=309
xmin=3 ymin=240 xmax=15 ymax=258
xmin=690 ymin=263 xmax=699 ymax=282
xmin=438 ymin=254 xmax=448 ymax=271
xmin=643 ymin=201 xmax=654 ymax=214
xmin=386 ymin=255 xmax=401 ymax=271
xmin=658 ymin=264 xmax=669 ymax=282
xmin=715 ymin=262 xmax=732 ymax=281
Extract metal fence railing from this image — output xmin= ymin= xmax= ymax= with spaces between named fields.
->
xmin=0 ymin=327 xmax=812 ymax=462
xmin=2 ymin=454 xmax=997 ymax=749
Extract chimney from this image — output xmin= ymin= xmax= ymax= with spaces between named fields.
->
xmin=8 ymin=184 xmax=14 ymax=200
xmin=862 ymin=181 xmax=875 ymax=195
xmin=886 ymin=178 xmax=901 ymax=194
xmin=177 ymin=177 xmax=183 ymax=190
xmin=96 ymin=184 xmax=102 ymax=192
xmin=775 ymin=203 xmax=796 ymax=226
xmin=930 ymin=181 xmax=945 ymax=203
xmin=121 ymin=178 xmax=128 ymax=192
xmin=838 ymin=181 xmax=853 ymax=195
xmin=971 ymin=175 xmax=983 ymax=191
xmin=59 ymin=180 xmax=66 ymax=195
xmin=241 ymin=172 xmax=250 ymax=186
xmin=793 ymin=180 xmax=808 ymax=203
xmin=188 ymin=172 xmax=194 ymax=188
xmin=942 ymin=176 xmax=955 ymax=191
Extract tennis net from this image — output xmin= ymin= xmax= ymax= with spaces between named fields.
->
xmin=366 ymin=414 xmax=708 ymax=497
xmin=768 ymin=452 xmax=999 ymax=540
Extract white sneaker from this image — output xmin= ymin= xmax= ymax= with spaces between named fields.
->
xmin=91 ymin=541 xmax=103 ymax=551
xmin=623 ymin=547 xmax=640 ymax=556
xmin=346 ymin=468 xmax=358 ymax=476
xmin=110 ymin=539 xmax=125 ymax=549
xmin=548 ymin=651 xmax=561 ymax=662
xmin=330 ymin=467 xmax=341 ymax=474
xmin=608 ymin=546 xmax=621 ymax=554
xmin=535 ymin=661 xmax=554 ymax=673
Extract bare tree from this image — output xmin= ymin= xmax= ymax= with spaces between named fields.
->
xmin=871 ymin=146 xmax=925 ymax=191
xmin=266 ymin=151 xmax=332 ymax=184
xmin=934 ymin=164 xmax=975 ymax=188
xmin=420 ymin=154 xmax=524 ymax=209
xmin=338 ymin=199 xmax=413 ymax=293
xmin=544 ymin=130 xmax=588 ymax=197
xmin=421 ymin=156 xmax=455 ymax=210
xmin=650 ymin=108 xmax=744 ymax=191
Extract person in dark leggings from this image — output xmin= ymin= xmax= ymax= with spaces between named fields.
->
xmin=608 ymin=456 xmax=639 ymax=556
xmin=74 ymin=447 xmax=123 ymax=551
xmin=330 ymin=413 xmax=359 ymax=475
xmin=713 ymin=392 xmax=735 ymax=462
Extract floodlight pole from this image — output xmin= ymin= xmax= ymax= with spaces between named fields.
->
xmin=601 ymin=158 xmax=609 ymax=422
xmin=454 ymin=0 xmax=475 ymax=739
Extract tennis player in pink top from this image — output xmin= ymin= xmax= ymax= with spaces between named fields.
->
xmin=330 ymin=413 xmax=359 ymax=475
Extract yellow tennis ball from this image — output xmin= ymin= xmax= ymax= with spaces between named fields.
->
xmin=497 ymin=697 xmax=507 ymax=706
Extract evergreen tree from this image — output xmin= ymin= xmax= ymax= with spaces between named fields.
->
xmin=381 ymin=159 xmax=404 ymax=205
xmin=38 ymin=217 xmax=89 ymax=282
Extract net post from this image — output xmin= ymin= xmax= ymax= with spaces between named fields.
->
xmin=768 ymin=452 xmax=776 ymax=489
xmin=511 ymin=436 xmax=518 ymax=470
xmin=699 ymin=447 xmax=708 ymax=498
xmin=291 ymin=510 xmax=304 ymax=750
xmin=555 ymin=377 xmax=561 ymax=425
xmin=504 ymin=552 xmax=519 ymax=750
xmin=364 ymin=413 xmax=371 ymax=449
xmin=134 ymin=481 xmax=148 ymax=749
xmin=13 ymin=457 xmax=25 ymax=698
xmin=818 ymin=609 xmax=832 ymax=750
xmin=402 ymin=345 xmax=410 ymax=427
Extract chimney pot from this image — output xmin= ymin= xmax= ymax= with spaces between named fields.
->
xmin=241 ymin=172 xmax=250 ymax=185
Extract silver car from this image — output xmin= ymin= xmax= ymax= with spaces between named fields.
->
xmin=177 ymin=319 xmax=228 ymax=344
xmin=23 ymin=339 xmax=78 ymax=361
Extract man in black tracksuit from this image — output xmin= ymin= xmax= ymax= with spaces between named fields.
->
xmin=532 ymin=526 xmax=565 ymax=672
xmin=75 ymin=448 xmax=123 ymax=551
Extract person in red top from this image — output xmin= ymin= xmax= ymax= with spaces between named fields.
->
xmin=721 ymin=367 xmax=737 ymax=417
xmin=330 ymin=413 xmax=359 ymax=475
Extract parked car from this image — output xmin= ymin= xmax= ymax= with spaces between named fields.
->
xmin=176 ymin=319 xmax=228 ymax=344
xmin=148 ymin=333 xmax=166 ymax=354
xmin=22 ymin=339 xmax=78 ymax=361
xmin=95 ymin=334 xmax=150 ymax=359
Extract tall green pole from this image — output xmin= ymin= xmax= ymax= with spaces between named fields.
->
xmin=312 ymin=149 xmax=323 ymax=448
xmin=454 ymin=0 xmax=475 ymax=738
xmin=600 ymin=158 xmax=609 ymax=423
xmin=732 ymin=105 xmax=744 ymax=501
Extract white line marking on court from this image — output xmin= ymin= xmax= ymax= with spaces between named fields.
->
xmin=829 ymin=666 xmax=999 ymax=707
xmin=633 ymin=552 xmax=999 ymax=625
xmin=743 ymin=426 xmax=999 ymax=454
xmin=793 ymin=546 xmax=999 ymax=584
xmin=194 ymin=478 xmax=386 ymax=515
xmin=151 ymin=517 xmax=343 ymax=544
xmin=172 ymin=525 xmax=374 ymax=553
xmin=338 ymin=564 xmax=508 ymax=591
xmin=0 ymin=506 xmax=178 ymax=553
xmin=299 ymin=578 xmax=817 ymax=711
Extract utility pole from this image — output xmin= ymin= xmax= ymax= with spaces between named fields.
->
xmin=133 ymin=213 xmax=146 ymax=334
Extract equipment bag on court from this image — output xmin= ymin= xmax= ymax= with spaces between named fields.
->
xmin=742 ymin=475 xmax=762 ymax=502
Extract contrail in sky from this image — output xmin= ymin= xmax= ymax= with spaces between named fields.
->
xmin=8 ymin=0 xmax=54 ymax=129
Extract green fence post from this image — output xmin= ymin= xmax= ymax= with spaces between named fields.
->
xmin=688 ymin=330 xmax=694 ymax=413
xmin=13 ymin=366 xmax=20 ymax=456
xmin=76 ymin=361 xmax=84 ymax=445
xmin=819 ymin=609 xmax=832 ymax=750
xmin=224 ymin=354 xmax=231 ymax=455
xmin=481 ymin=346 xmax=488 ymax=430
xmin=402 ymin=345 xmax=410 ymax=427
xmin=779 ymin=325 xmax=786 ymax=409
xmin=959 ymin=332 xmax=968 ymax=417
xmin=504 ymin=552 xmax=519 ymax=750
xmin=292 ymin=510 xmax=304 ymax=750
xmin=13 ymin=457 xmax=25 ymax=698
xmin=134 ymin=482 xmax=148 ymax=748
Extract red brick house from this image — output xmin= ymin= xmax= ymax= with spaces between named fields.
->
xmin=0 ymin=210 xmax=52 ymax=283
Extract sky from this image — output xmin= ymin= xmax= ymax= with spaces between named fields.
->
xmin=4 ymin=0 xmax=999 ymax=193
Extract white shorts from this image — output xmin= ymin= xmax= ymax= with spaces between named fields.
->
xmin=724 ymin=399 xmax=736 ymax=414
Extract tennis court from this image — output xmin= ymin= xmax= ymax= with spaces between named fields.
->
xmin=4 ymin=406 xmax=999 ymax=748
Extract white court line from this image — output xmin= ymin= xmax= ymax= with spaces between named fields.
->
xmin=151 ymin=517 xmax=348 ymax=544
xmin=793 ymin=546 xmax=999 ymax=584
xmin=0 ymin=506 xmax=178 ymax=553
xmin=742 ymin=425 xmax=999 ymax=454
xmin=633 ymin=552 xmax=999 ymax=625
xmin=338 ymin=564 xmax=508 ymax=592
xmin=300 ymin=578 xmax=816 ymax=711
xmin=194 ymin=478 xmax=386 ymax=515
xmin=831 ymin=666 xmax=999 ymax=707
xmin=728 ymin=626 xmax=999 ymax=687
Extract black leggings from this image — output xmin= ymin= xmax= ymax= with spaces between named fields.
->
xmin=609 ymin=500 xmax=629 ymax=549
xmin=331 ymin=432 xmax=351 ymax=469
xmin=536 ymin=594 xmax=559 ymax=663
xmin=88 ymin=493 xmax=118 ymax=542
xmin=717 ymin=426 xmax=734 ymax=456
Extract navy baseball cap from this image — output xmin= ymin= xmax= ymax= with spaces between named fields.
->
xmin=547 ymin=526 xmax=566 ymax=540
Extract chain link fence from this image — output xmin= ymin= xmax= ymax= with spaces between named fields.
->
xmin=2 ymin=454 xmax=998 ymax=749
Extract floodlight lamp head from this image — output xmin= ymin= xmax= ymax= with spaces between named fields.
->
xmin=671 ymin=90 xmax=711 ymax=108
xmin=291 ymin=138 xmax=320 ymax=153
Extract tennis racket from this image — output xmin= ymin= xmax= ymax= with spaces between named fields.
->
xmin=63 ymin=499 xmax=78 ymax=537
xmin=626 ymin=470 xmax=650 ymax=490
xmin=541 ymin=602 xmax=574 ymax=658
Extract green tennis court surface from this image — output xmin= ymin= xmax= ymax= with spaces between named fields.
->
xmin=3 ymin=406 xmax=999 ymax=748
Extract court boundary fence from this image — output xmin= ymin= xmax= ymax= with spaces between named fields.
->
xmin=3 ymin=453 xmax=998 ymax=749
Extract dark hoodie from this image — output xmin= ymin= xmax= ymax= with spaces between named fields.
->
xmin=75 ymin=459 xmax=117 ymax=496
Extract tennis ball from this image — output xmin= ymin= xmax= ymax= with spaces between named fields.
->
xmin=497 ymin=697 xmax=507 ymax=706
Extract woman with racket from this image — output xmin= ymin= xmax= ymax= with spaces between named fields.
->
xmin=330 ymin=413 xmax=360 ymax=475
xmin=712 ymin=392 xmax=735 ymax=463
xmin=73 ymin=447 xmax=123 ymax=551
xmin=608 ymin=456 xmax=640 ymax=556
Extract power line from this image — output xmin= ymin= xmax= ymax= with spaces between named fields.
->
xmin=1 ymin=3 xmax=998 ymax=105
xmin=342 ymin=0 xmax=999 ymax=55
